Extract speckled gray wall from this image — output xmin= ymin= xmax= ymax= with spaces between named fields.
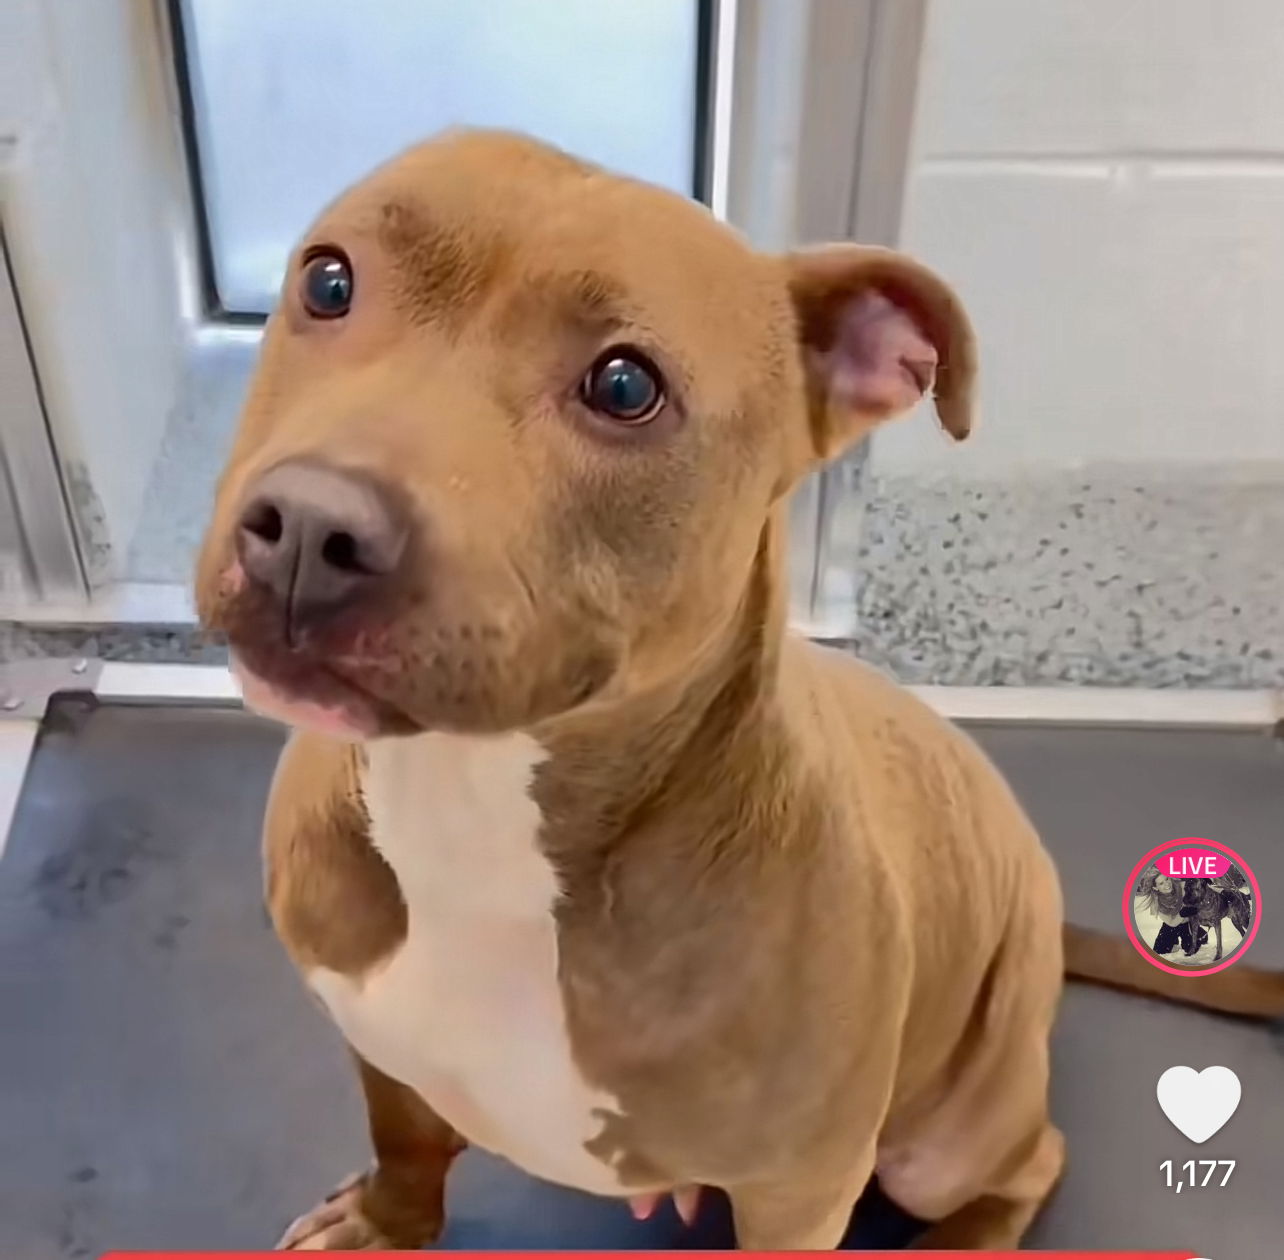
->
xmin=0 ymin=622 xmax=227 ymax=666
xmin=842 ymin=469 xmax=1284 ymax=688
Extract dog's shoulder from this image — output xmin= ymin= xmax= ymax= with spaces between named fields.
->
xmin=781 ymin=638 xmax=982 ymax=786
xmin=782 ymin=638 xmax=1044 ymax=882
xmin=264 ymin=731 xmax=408 ymax=976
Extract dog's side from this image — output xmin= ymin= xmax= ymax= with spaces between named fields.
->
xmin=1181 ymin=878 xmax=1252 ymax=961
xmin=196 ymin=130 xmax=1284 ymax=1252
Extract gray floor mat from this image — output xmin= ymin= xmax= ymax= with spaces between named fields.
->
xmin=0 ymin=701 xmax=1280 ymax=1255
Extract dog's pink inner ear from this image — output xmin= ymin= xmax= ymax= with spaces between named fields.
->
xmin=785 ymin=245 xmax=976 ymax=472
xmin=818 ymin=290 xmax=937 ymax=426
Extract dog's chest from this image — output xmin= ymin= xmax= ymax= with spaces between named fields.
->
xmin=307 ymin=733 xmax=633 ymax=1195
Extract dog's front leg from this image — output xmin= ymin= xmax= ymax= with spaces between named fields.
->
xmin=727 ymin=1153 xmax=872 ymax=1250
xmin=277 ymin=1054 xmax=464 ymax=1250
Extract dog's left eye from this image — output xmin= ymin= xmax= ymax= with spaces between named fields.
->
xmin=300 ymin=249 xmax=354 ymax=319
xmin=580 ymin=349 xmax=665 ymax=424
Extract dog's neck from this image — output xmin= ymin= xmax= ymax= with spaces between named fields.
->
xmin=359 ymin=515 xmax=793 ymax=891
xmin=527 ymin=514 xmax=792 ymax=864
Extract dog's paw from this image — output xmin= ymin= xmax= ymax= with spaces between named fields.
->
xmin=276 ymin=1170 xmax=439 ymax=1251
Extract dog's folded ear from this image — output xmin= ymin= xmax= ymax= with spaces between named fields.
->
xmin=785 ymin=244 xmax=977 ymax=462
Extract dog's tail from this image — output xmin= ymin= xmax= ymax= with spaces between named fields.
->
xmin=1063 ymin=924 xmax=1284 ymax=1020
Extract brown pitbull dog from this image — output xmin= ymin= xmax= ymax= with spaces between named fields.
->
xmin=196 ymin=129 xmax=1284 ymax=1251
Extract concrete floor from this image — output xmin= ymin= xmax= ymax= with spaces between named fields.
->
xmin=0 ymin=701 xmax=1280 ymax=1255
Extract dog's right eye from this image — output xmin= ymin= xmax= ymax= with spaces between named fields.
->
xmin=300 ymin=249 xmax=354 ymax=320
xmin=580 ymin=348 xmax=665 ymax=425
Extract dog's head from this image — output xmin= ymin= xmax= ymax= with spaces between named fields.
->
xmin=196 ymin=130 xmax=976 ymax=739
xmin=1182 ymin=878 xmax=1215 ymax=909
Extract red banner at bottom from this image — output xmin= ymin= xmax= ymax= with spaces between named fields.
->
xmin=97 ymin=1252 xmax=1209 ymax=1259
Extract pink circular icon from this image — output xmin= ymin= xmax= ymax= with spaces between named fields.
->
xmin=1123 ymin=837 xmax=1261 ymax=975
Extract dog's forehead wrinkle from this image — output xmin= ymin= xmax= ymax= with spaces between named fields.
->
xmin=548 ymin=268 xmax=635 ymax=323
xmin=366 ymin=197 xmax=505 ymax=328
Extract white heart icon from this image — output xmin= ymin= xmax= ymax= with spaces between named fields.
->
xmin=1156 ymin=1065 xmax=1241 ymax=1144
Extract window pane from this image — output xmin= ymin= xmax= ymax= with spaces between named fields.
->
xmin=179 ymin=0 xmax=702 ymax=314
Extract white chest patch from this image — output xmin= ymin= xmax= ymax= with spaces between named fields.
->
xmin=308 ymin=731 xmax=635 ymax=1195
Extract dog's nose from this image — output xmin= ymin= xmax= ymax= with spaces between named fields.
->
xmin=236 ymin=462 xmax=407 ymax=631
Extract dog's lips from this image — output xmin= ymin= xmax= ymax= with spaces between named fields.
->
xmin=230 ymin=652 xmax=383 ymax=739
xmin=211 ymin=559 xmax=409 ymax=737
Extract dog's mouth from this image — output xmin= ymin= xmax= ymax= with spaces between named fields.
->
xmin=232 ymin=657 xmax=359 ymax=737
xmin=225 ymin=620 xmax=420 ymax=739
xmin=230 ymin=649 xmax=394 ymax=739
xmin=205 ymin=559 xmax=419 ymax=738
xmin=205 ymin=556 xmax=613 ymax=737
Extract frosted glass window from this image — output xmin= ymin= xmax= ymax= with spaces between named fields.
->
xmin=179 ymin=0 xmax=704 ymax=314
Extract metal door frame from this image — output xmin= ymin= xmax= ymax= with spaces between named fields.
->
xmin=723 ymin=0 xmax=929 ymax=638
xmin=0 ymin=222 xmax=86 ymax=604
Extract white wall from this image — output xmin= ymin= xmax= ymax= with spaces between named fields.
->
xmin=875 ymin=0 xmax=1284 ymax=476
